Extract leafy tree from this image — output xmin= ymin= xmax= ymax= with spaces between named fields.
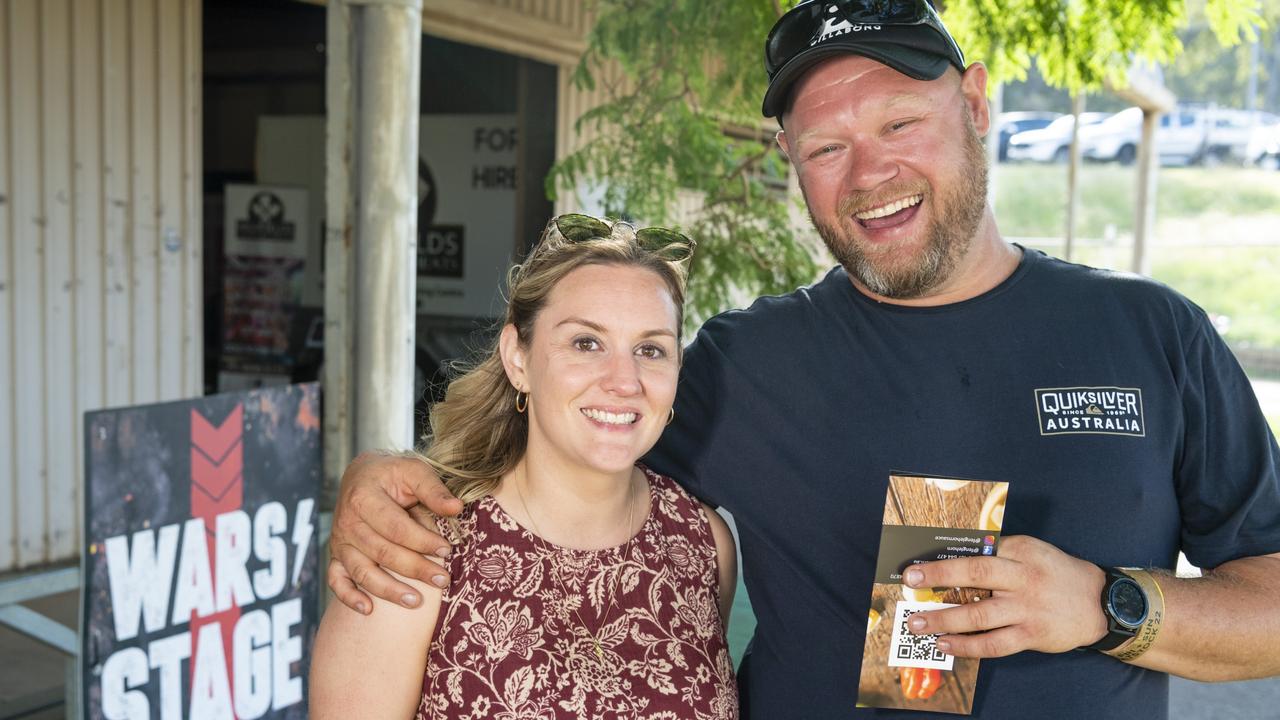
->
xmin=1163 ymin=0 xmax=1280 ymax=111
xmin=548 ymin=0 xmax=1268 ymax=326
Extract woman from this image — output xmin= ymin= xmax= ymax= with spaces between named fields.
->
xmin=310 ymin=214 xmax=739 ymax=719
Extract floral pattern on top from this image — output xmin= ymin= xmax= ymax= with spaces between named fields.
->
xmin=416 ymin=467 xmax=738 ymax=720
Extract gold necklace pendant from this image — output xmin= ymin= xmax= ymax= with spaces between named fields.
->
xmin=593 ymin=640 xmax=604 ymax=660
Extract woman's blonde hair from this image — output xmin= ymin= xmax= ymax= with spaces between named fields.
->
xmin=416 ymin=215 xmax=691 ymax=518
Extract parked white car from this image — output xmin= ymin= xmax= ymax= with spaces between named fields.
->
xmin=1245 ymin=117 xmax=1280 ymax=170
xmin=1006 ymin=112 xmax=1111 ymax=163
xmin=1081 ymin=105 xmax=1278 ymax=166
xmin=1203 ymin=109 xmax=1280 ymax=165
xmin=1081 ymin=107 xmax=1199 ymax=165
xmin=996 ymin=111 xmax=1061 ymax=161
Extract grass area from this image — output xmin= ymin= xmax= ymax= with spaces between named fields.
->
xmin=993 ymin=163 xmax=1280 ymax=349
xmin=1149 ymin=247 xmax=1280 ymax=348
xmin=994 ymin=164 xmax=1280 ymax=239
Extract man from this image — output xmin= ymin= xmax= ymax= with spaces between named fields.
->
xmin=327 ymin=0 xmax=1280 ymax=717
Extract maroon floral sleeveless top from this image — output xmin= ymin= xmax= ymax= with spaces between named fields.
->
xmin=416 ymin=466 xmax=738 ymax=720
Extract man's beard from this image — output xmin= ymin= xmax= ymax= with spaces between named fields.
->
xmin=810 ymin=122 xmax=989 ymax=299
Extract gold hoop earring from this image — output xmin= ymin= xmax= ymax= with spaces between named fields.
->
xmin=514 ymin=390 xmax=528 ymax=413
xmin=666 ymin=407 xmax=675 ymax=425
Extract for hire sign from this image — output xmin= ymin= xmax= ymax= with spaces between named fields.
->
xmin=82 ymin=383 xmax=321 ymax=719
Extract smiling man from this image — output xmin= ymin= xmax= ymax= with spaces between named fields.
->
xmin=776 ymin=54 xmax=1011 ymax=304
xmin=325 ymin=1 xmax=1280 ymax=718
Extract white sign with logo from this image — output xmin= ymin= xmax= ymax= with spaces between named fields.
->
xmin=223 ymin=185 xmax=309 ymax=260
xmin=220 ymin=184 xmax=309 ymax=384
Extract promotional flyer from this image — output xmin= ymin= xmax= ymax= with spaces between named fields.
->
xmin=856 ymin=474 xmax=1009 ymax=715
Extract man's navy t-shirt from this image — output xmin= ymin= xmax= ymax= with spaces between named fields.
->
xmin=646 ymin=248 xmax=1280 ymax=719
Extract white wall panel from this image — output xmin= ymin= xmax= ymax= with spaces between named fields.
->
xmin=11 ymin=0 xmax=48 ymax=568
xmin=130 ymin=0 xmax=160 ymax=404
xmin=0 ymin=0 xmax=202 ymax=572
xmin=158 ymin=0 xmax=185 ymax=401
xmin=72 ymin=0 xmax=106 ymax=539
xmin=183 ymin=0 xmax=202 ymax=397
xmin=41 ymin=0 xmax=76 ymax=560
xmin=102 ymin=0 xmax=133 ymax=409
xmin=0 ymin=1 xmax=15 ymax=571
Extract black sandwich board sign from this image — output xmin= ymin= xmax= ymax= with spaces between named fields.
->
xmin=82 ymin=383 xmax=321 ymax=719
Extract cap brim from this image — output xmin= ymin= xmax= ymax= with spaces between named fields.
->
xmin=762 ymin=30 xmax=955 ymax=119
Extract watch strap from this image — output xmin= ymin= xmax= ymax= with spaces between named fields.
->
xmin=1079 ymin=566 xmax=1144 ymax=652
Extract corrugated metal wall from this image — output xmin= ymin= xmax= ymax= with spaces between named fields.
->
xmin=423 ymin=0 xmax=588 ymax=69
xmin=476 ymin=0 xmax=589 ymax=33
xmin=0 ymin=0 xmax=202 ymax=572
xmin=553 ymin=59 xmax=632 ymax=214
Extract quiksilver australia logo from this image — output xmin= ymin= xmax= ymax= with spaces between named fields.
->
xmin=813 ymin=5 xmax=881 ymax=46
xmin=1035 ymin=386 xmax=1145 ymax=437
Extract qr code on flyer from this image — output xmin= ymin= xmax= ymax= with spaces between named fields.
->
xmin=887 ymin=600 xmax=956 ymax=671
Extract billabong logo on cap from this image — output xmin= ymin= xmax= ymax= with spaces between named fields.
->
xmin=813 ymin=5 xmax=881 ymax=46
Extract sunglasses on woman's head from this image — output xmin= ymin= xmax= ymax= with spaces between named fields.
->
xmin=553 ymin=213 xmax=695 ymax=263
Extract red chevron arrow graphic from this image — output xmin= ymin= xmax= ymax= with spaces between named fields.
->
xmin=192 ymin=405 xmax=243 ymax=463
xmin=190 ymin=405 xmax=243 ymax=717
xmin=191 ymin=443 xmax=243 ymax=504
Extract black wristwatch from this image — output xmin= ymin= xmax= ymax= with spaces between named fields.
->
xmin=1080 ymin=567 xmax=1150 ymax=652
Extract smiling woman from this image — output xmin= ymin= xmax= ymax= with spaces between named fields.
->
xmin=500 ymin=263 xmax=681 ymax=483
xmin=309 ymin=215 xmax=740 ymax=720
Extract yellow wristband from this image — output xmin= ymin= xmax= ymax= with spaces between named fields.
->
xmin=1105 ymin=568 xmax=1165 ymax=662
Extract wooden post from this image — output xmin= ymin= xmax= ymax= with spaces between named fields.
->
xmin=1132 ymin=109 xmax=1161 ymax=276
xmin=324 ymin=0 xmax=423 ymax=507
xmin=353 ymin=0 xmax=423 ymax=454
xmin=324 ymin=1 xmax=356 ymax=508
xmin=1064 ymin=93 xmax=1085 ymax=262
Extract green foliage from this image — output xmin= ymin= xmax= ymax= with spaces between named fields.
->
xmin=947 ymin=0 xmax=1265 ymax=91
xmin=947 ymin=1 xmax=1178 ymax=91
xmin=548 ymin=0 xmax=1271 ymax=326
xmin=1164 ymin=0 xmax=1280 ymax=110
xmin=1201 ymin=0 xmax=1269 ymax=44
xmin=546 ymin=1 xmax=824 ymax=328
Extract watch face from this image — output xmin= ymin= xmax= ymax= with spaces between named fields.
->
xmin=1108 ymin=578 xmax=1148 ymax=628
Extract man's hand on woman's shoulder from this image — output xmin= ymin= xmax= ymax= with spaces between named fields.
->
xmin=327 ymin=451 xmax=464 ymax=612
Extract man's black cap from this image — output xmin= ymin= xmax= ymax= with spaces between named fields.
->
xmin=762 ymin=1 xmax=966 ymax=119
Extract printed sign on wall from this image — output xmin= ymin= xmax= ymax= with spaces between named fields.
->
xmin=255 ymin=115 xmax=519 ymax=320
xmin=221 ymin=185 xmax=310 ymax=388
xmin=82 ymin=383 xmax=321 ymax=720
xmin=417 ymin=115 xmax=517 ymax=317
